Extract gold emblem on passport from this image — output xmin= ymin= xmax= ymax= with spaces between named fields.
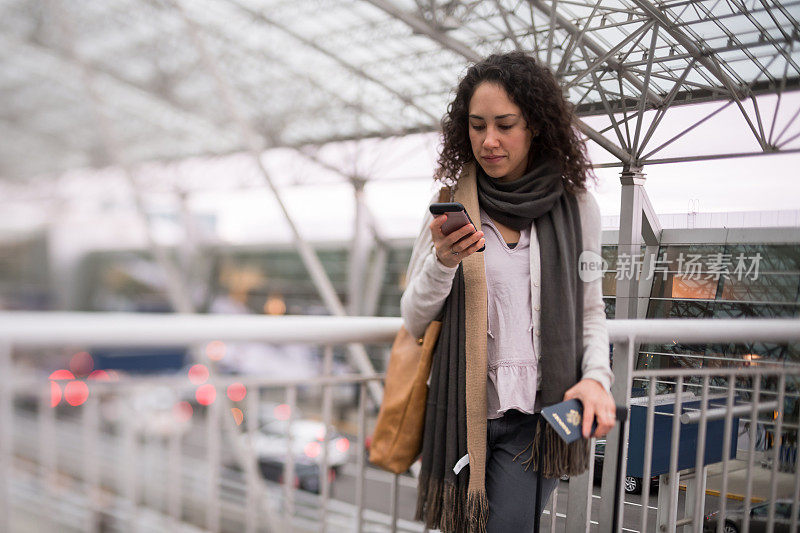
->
xmin=566 ymin=409 xmax=581 ymax=426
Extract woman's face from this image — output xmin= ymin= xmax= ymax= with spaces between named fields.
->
xmin=468 ymin=81 xmax=533 ymax=183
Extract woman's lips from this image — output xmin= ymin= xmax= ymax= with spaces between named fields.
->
xmin=482 ymin=155 xmax=504 ymax=163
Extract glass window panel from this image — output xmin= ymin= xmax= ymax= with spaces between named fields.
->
xmin=657 ymin=245 xmax=728 ymax=270
xmin=601 ymin=245 xmax=618 ymax=266
xmin=647 ymin=299 xmax=713 ymax=319
xmin=751 ymin=504 xmax=769 ymax=516
xmin=602 ymin=271 xmax=617 ymax=297
xmin=669 ymin=276 xmax=719 ymax=299
xmin=725 ymin=244 xmax=800 ymax=273
xmin=720 ymin=273 xmax=800 ymax=303
xmin=710 ymin=302 xmax=799 ymax=319
xmin=601 ymin=244 xmax=646 ymax=298
xmin=603 ymin=297 xmax=615 ymax=318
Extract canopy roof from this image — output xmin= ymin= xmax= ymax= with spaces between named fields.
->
xmin=1 ymin=0 xmax=799 ymax=181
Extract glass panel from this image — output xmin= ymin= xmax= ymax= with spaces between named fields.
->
xmin=751 ymin=504 xmax=769 ymax=516
xmin=720 ymin=273 xmax=800 ymax=303
xmin=647 ymin=299 xmax=713 ymax=319
xmin=774 ymin=503 xmax=791 ymax=519
xmin=668 ymin=276 xmax=718 ymax=299
xmin=724 ymin=244 xmax=800 ymax=272
xmin=710 ymin=302 xmax=799 ymax=319
xmin=602 ymin=271 xmax=617 ymax=298
xmin=603 ymin=297 xmax=615 ymax=318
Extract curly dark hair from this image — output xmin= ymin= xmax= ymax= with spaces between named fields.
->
xmin=435 ymin=51 xmax=595 ymax=194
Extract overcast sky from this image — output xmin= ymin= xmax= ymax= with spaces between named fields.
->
xmin=3 ymin=91 xmax=798 ymax=246
xmin=197 ymin=91 xmax=800 ymax=243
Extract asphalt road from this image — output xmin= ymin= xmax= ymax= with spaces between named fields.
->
xmin=332 ymin=461 xmax=732 ymax=532
xmin=8 ymin=406 xmax=736 ymax=532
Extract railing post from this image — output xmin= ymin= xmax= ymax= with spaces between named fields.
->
xmin=766 ymin=373 xmax=786 ymax=533
xmin=283 ymin=385 xmax=297 ymax=527
xmin=167 ymin=415 xmax=184 ymax=528
xmin=548 ymin=483 xmax=559 ymax=532
xmin=791 ymin=414 xmax=800 ymax=533
xmin=39 ymin=381 xmax=57 ymax=531
xmin=639 ymin=376 xmax=657 ymax=533
xmin=355 ymin=382 xmax=367 ymax=533
xmin=566 ymin=438 xmax=595 ymax=531
xmin=121 ymin=390 xmax=139 ymax=533
xmin=666 ymin=376 xmax=684 ymax=532
xmin=656 ymin=471 xmax=680 ymax=532
xmin=716 ymin=373 xmax=736 ymax=533
xmin=682 ymin=467 xmax=708 ymax=532
xmin=389 ymin=473 xmax=400 ymax=533
xmin=690 ymin=376 xmax=710 ymax=533
xmin=83 ymin=393 xmax=100 ymax=533
xmin=0 ymin=341 xmax=12 ymax=533
xmin=320 ymin=345 xmax=334 ymax=532
xmin=206 ymin=383 xmax=221 ymax=532
xmin=244 ymin=385 xmax=260 ymax=533
xmin=598 ymin=337 xmax=635 ymax=533
xmin=742 ymin=377 xmax=762 ymax=533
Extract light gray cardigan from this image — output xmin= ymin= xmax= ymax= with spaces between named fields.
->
xmin=400 ymin=188 xmax=614 ymax=393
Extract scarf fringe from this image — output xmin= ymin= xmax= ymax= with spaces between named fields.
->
xmin=466 ymin=488 xmax=489 ymax=533
xmin=514 ymin=418 xmax=590 ymax=478
xmin=417 ymin=475 xmax=483 ymax=532
xmin=414 ymin=469 xmax=429 ymax=522
xmin=416 ymin=421 xmax=589 ymax=530
xmin=440 ymin=481 xmax=457 ymax=532
xmin=420 ymin=476 xmax=443 ymax=527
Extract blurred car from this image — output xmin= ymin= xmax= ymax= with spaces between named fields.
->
xmin=593 ymin=439 xmax=658 ymax=494
xmin=257 ymin=457 xmax=335 ymax=494
xmin=704 ymin=500 xmax=799 ymax=533
xmin=102 ymin=385 xmax=191 ymax=437
xmin=238 ymin=402 xmax=351 ymax=493
xmin=253 ymin=418 xmax=351 ymax=469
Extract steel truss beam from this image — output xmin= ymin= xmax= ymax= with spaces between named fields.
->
xmin=226 ymin=0 xmax=440 ymax=124
xmin=43 ymin=2 xmax=196 ymax=316
xmin=2 ymin=0 xmax=799 ymax=181
xmin=630 ymin=0 xmax=746 ymax=100
xmin=0 ymin=32 xmax=241 ymax=157
xmin=527 ymin=0 xmax=664 ymax=108
xmin=363 ymin=0 xmax=633 ymax=163
xmin=168 ymin=0 xmax=385 ymax=408
xmin=170 ymin=6 xmax=402 ymax=136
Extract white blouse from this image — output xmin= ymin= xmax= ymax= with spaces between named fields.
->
xmin=400 ymin=188 xmax=614 ymax=413
xmin=480 ymin=209 xmax=541 ymax=419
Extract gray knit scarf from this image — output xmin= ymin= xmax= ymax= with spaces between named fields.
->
xmin=476 ymin=157 xmax=584 ymax=407
xmin=416 ymin=158 xmax=589 ymax=533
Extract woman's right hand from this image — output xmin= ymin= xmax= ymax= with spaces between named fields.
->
xmin=429 ymin=215 xmax=486 ymax=268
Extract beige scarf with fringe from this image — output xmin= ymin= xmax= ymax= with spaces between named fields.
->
xmin=418 ymin=163 xmax=590 ymax=532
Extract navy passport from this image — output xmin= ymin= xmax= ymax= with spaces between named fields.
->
xmin=540 ymin=399 xmax=597 ymax=443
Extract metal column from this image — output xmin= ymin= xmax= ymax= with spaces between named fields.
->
xmin=615 ymin=167 xmax=647 ymax=321
xmin=170 ymin=0 xmax=383 ymax=405
xmin=348 ymin=178 xmax=372 ymax=316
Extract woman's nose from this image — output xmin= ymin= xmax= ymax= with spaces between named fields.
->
xmin=483 ymin=129 xmax=500 ymax=148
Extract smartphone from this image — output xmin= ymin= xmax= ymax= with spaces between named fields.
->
xmin=429 ymin=202 xmax=485 ymax=253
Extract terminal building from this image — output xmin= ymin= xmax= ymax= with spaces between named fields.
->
xmin=1 ymin=0 xmax=799 ymax=531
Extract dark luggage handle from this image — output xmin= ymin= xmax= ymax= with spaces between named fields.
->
xmin=611 ymin=405 xmax=629 ymax=533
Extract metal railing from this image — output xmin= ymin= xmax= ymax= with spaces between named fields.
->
xmin=1 ymin=313 xmax=799 ymax=532
xmin=598 ymin=319 xmax=800 ymax=533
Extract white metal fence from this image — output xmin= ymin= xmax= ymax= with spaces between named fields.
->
xmin=1 ymin=313 xmax=799 ymax=532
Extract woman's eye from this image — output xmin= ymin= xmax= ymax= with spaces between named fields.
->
xmin=470 ymin=124 xmax=485 ymax=131
xmin=498 ymin=124 xmax=513 ymax=130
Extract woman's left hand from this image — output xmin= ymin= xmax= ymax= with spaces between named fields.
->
xmin=563 ymin=379 xmax=616 ymax=439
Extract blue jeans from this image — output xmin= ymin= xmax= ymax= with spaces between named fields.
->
xmin=486 ymin=410 xmax=559 ymax=532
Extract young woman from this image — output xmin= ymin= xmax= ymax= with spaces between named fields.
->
xmin=401 ymin=51 xmax=616 ymax=532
